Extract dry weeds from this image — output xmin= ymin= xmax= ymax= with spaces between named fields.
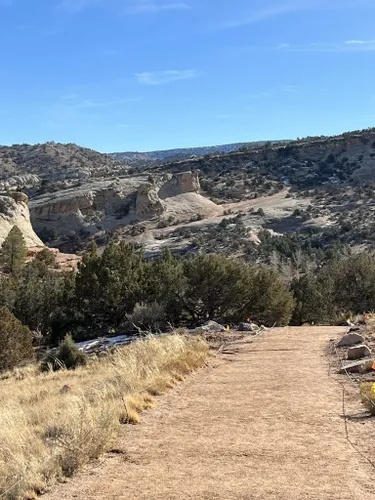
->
xmin=0 ymin=334 xmax=208 ymax=500
xmin=360 ymin=382 xmax=375 ymax=415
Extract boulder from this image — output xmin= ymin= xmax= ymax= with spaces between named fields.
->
xmin=336 ymin=333 xmax=364 ymax=347
xmin=348 ymin=327 xmax=361 ymax=333
xmin=237 ymin=322 xmax=260 ymax=332
xmin=195 ymin=321 xmax=226 ymax=333
xmin=347 ymin=344 xmax=371 ymax=360
xmin=237 ymin=322 xmax=254 ymax=332
xmin=338 ymin=360 xmax=368 ymax=374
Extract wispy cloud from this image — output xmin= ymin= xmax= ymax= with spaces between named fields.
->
xmin=225 ymin=1 xmax=312 ymax=28
xmin=127 ymin=1 xmax=190 ymax=14
xmin=282 ymin=85 xmax=300 ymax=93
xmin=59 ymin=0 xmax=101 ymax=14
xmin=59 ymin=0 xmax=190 ymax=14
xmin=136 ymin=69 xmax=200 ymax=85
xmin=57 ymin=95 xmax=142 ymax=110
xmin=224 ymin=0 xmax=375 ymax=29
xmin=215 ymin=114 xmax=234 ymax=119
xmin=276 ymin=40 xmax=375 ymax=52
xmin=118 ymin=123 xmax=143 ymax=128
xmin=345 ymin=39 xmax=375 ymax=45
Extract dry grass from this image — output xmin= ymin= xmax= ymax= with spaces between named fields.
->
xmin=0 ymin=334 xmax=208 ymax=500
xmin=360 ymin=382 xmax=375 ymax=415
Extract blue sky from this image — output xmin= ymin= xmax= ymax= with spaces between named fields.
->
xmin=0 ymin=0 xmax=375 ymax=152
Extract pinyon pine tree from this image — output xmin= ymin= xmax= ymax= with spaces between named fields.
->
xmin=0 ymin=226 xmax=27 ymax=273
xmin=0 ymin=307 xmax=34 ymax=372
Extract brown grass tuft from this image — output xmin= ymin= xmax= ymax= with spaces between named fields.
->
xmin=360 ymin=382 xmax=375 ymax=415
xmin=0 ymin=334 xmax=208 ymax=499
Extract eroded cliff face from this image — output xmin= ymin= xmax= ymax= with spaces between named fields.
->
xmin=135 ymin=182 xmax=165 ymax=217
xmin=29 ymin=179 xmax=139 ymax=235
xmin=29 ymin=171 xmax=201 ymax=236
xmin=0 ymin=193 xmax=44 ymax=247
xmin=0 ymin=174 xmax=40 ymax=192
xmin=158 ymin=170 xmax=200 ymax=199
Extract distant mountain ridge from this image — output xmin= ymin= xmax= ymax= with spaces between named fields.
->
xmin=111 ymin=140 xmax=287 ymax=165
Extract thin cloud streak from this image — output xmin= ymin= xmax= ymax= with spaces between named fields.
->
xmin=59 ymin=0 xmax=101 ymax=14
xmin=59 ymin=0 xmax=190 ymax=15
xmin=276 ymin=40 xmax=375 ymax=52
xmin=56 ymin=96 xmax=142 ymax=110
xmin=127 ymin=2 xmax=190 ymax=14
xmin=345 ymin=39 xmax=375 ymax=45
xmin=136 ymin=69 xmax=200 ymax=85
xmin=225 ymin=1 xmax=313 ymax=28
xmin=224 ymin=0 xmax=375 ymax=29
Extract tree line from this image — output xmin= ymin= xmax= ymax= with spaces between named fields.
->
xmin=1 ymin=225 xmax=375 ymax=371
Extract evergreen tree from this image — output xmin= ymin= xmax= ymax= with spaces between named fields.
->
xmin=0 ymin=307 xmax=34 ymax=372
xmin=0 ymin=226 xmax=27 ymax=273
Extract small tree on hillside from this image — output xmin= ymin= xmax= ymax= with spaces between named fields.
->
xmin=0 ymin=307 xmax=34 ymax=372
xmin=0 ymin=226 xmax=27 ymax=273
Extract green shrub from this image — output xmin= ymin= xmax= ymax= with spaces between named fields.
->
xmin=125 ymin=302 xmax=167 ymax=331
xmin=41 ymin=335 xmax=87 ymax=372
xmin=0 ymin=307 xmax=34 ymax=372
xmin=0 ymin=226 xmax=27 ymax=273
xmin=35 ymin=248 xmax=57 ymax=266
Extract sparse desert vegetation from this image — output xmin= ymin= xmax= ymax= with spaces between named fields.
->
xmin=3 ymin=128 xmax=375 ymax=498
xmin=0 ymin=334 xmax=208 ymax=499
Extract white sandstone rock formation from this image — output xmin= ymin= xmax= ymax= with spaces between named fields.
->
xmin=0 ymin=193 xmax=44 ymax=247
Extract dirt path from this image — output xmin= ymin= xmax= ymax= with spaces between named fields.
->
xmin=45 ymin=327 xmax=375 ymax=500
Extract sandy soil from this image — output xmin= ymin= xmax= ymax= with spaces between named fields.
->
xmin=44 ymin=327 xmax=375 ymax=500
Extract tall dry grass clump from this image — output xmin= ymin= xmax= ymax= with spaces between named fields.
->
xmin=0 ymin=334 xmax=208 ymax=500
xmin=360 ymin=382 xmax=375 ymax=415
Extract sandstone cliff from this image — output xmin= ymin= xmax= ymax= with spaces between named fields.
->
xmin=29 ymin=171 xmax=202 ymax=236
xmin=135 ymin=182 xmax=165 ymax=217
xmin=0 ymin=193 xmax=44 ymax=247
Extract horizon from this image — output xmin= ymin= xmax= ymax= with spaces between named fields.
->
xmin=1 ymin=1 xmax=375 ymax=152
xmin=2 ymin=124 xmax=375 ymax=153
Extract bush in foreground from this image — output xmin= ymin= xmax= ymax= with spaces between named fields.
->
xmin=41 ymin=335 xmax=87 ymax=372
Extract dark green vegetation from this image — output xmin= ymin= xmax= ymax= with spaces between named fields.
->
xmin=0 ymin=307 xmax=34 ymax=372
xmin=3 ymin=230 xmax=375 ymax=373
xmin=0 ymin=226 xmax=27 ymax=273
xmin=41 ymin=335 xmax=87 ymax=372
xmin=3 ymin=127 xmax=375 ymax=372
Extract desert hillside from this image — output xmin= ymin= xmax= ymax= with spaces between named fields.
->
xmin=1 ymin=127 xmax=374 ymax=257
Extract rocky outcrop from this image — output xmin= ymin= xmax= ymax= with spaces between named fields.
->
xmin=26 ymin=171 xmax=204 ymax=239
xmin=29 ymin=179 xmax=143 ymax=234
xmin=158 ymin=170 xmax=200 ymax=199
xmin=136 ymin=171 xmax=201 ymax=217
xmin=338 ymin=360 xmax=368 ymax=374
xmin=0 ymin=174 xmax=40 ymax=192
xmin=135 ymin=182 xmax=165 ymax=217
xmin=27 ymin=247 xmax=81 ymax=272
xmin=0 ymin=193 xmax=44 ymax=247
